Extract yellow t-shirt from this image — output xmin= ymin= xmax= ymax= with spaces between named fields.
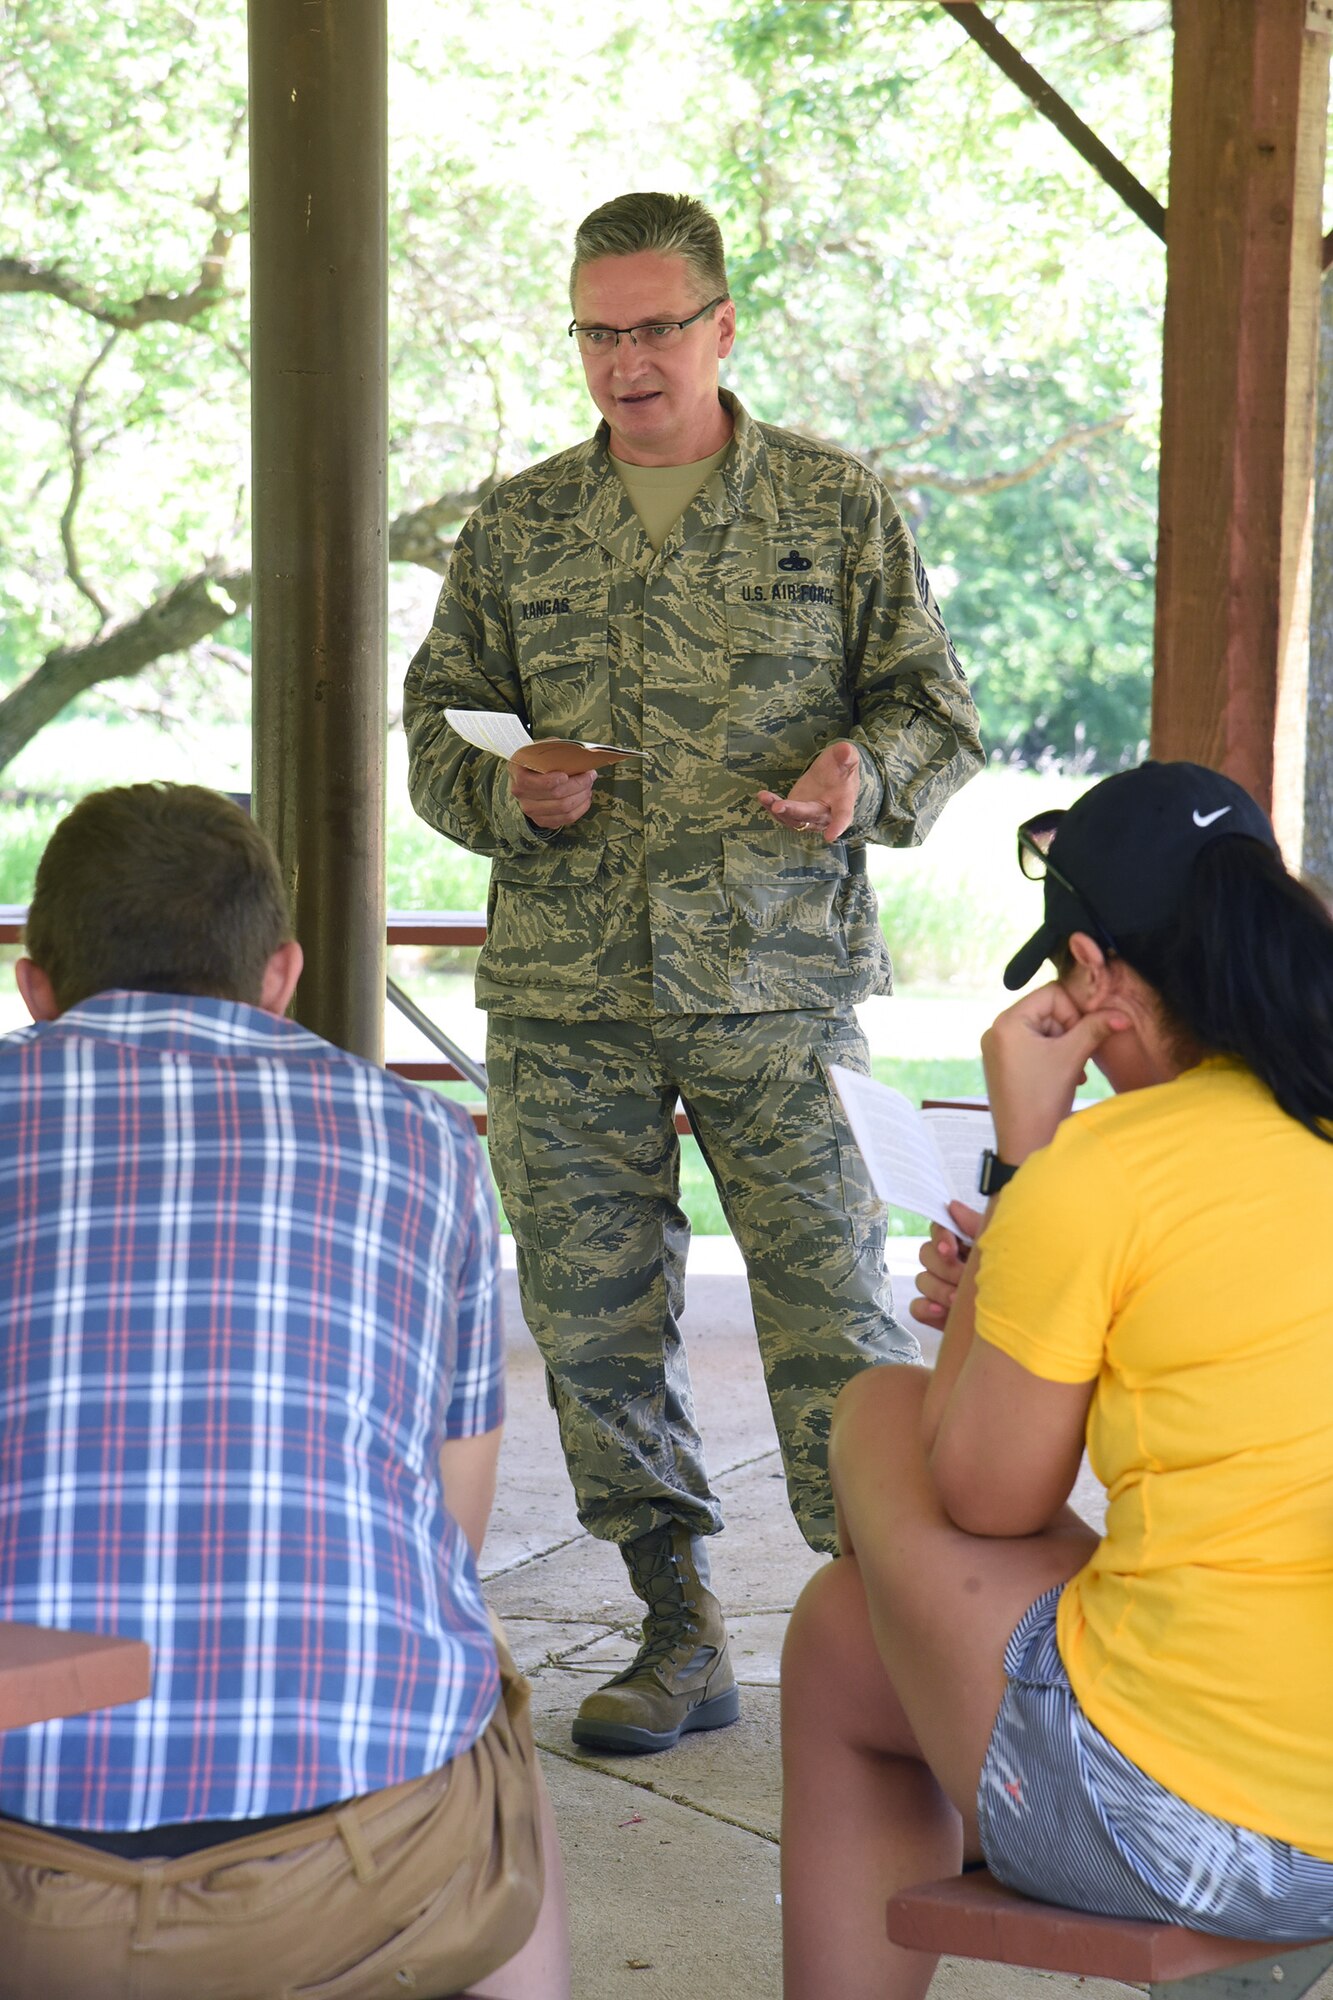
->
xmin=975 ymin=1057 xmax=1333 ymax=1858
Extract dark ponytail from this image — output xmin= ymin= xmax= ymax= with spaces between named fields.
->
xmin=1114 ymin=839 xmax=1333 ymax=1142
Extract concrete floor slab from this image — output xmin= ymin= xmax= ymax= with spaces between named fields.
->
xmin=537 ymin=1748 xmax=782 ymax=2000
xmin=481 ymin=1249 xmax=815 ymax=1995
xmin=545 ymin=1630 xmax=641 ymax=1673
xmin=497 ymin=1617 xmax=615 ymax=1677
xmin=485 ymin=1532 xmax=639 ymax=1627
xmin=723 ymin=1611 xmax=791 ymax=1685
xmin=930 ymin=1965 xmax=1139 ymax=2000
xmin=706 ymin=1459 xmax=827 ymax=1612
xmin=535 ymin=1675 xmax=782 ymax=1842
xmin=484 ymin=1453 xmax=822 ymax=1651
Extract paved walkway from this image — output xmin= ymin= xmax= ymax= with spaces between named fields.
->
xmin=482 ymin=1235 xmax=1140 ymax=2000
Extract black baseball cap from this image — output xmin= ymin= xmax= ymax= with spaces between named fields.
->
xmin=1002 ymin=760 xmax=1278 ymax=991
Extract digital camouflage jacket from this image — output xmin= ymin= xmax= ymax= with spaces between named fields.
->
xmin=403 ymin=394 xmax=983 ymax=1021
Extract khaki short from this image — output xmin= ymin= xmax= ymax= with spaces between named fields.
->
xmin=0 ymin=1616 xmax=543 ymax=2000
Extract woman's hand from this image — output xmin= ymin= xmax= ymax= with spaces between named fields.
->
xmin=981 ymin=981 xmax=1126 ymax=1164
xmin=910 ymin=1200 xmax=984 ymax=1329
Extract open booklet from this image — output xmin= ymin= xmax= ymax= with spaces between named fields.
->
xmin=445 ymin=708 xmax=642 ymax=773
xmin=828 ymin=1065 xmax=995 ymax=1241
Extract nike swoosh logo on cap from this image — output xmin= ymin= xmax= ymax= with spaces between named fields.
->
xmin=1193 ymin=806 xmax=1232 ymax=827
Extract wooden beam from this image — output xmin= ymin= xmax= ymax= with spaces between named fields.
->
xmin=248 ymin=2 xmax=388 ymax=1061
xmin=1152 ymin=0 xmax=1329 ymax=851
xmin=1305 ymin=273 xmax=1333 ymax=884
xmin=938 ymin=3 xmax=1166 ymax=239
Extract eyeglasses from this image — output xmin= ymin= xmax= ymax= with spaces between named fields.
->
xmin=1016 ymin=810 xmax=1119 ymax=956
xmin=567 ymin=295 xmax=730 ymax=354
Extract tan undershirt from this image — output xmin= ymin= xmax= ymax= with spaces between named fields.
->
xmin=611 ymin=442 xmax=733 ymax=551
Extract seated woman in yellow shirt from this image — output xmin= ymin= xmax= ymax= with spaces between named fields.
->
xmin=780 ymin=761 xmax=1333 ymax=2000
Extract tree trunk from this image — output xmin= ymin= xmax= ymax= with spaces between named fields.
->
xmin=0 ymin=479 xmax=495 ymax=779
xmin=0 ymin=572 xmax=252 ymax=774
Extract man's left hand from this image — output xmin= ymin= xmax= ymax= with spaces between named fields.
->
xmin=757 ymin=740 xmax=861 ymax=842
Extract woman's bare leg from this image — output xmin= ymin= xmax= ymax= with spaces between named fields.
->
xmin=782 ymin=1553 xmax=958 ymax=2000
xmin=781 ymin=1365 xmax=1097 ymax=2000
xmin=466 ymin=1761 xmax=570 ymax=2000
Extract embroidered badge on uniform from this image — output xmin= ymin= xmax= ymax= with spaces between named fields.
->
xmin=777 ymin=550 xmax=813 ymax=571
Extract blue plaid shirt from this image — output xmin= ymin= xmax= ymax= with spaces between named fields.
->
xmin=0 ymin=993 xmax=503 ymax=1831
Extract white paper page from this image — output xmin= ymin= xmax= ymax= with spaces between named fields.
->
xmin=921 ymin=1107 xmax=997 ymax=1210
xmin=828 ymin=1064 xmax=960 ymax=1236
xmin=444 ymin=710 xmax=642 ymax=762
xmin=444 ymin=709 xmax=534 ymax=757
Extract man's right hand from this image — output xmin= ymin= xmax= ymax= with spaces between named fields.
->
xmin=508 ymin=753 xmax=596 ymax=829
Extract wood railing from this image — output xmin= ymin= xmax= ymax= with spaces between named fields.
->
xmin=0 ymin=908 xmax=488 ymax=952
xmin=0 ymin=910 xmax=699 ymax=1137
xmin=0 ymin=904 xmax=489 ymax=1103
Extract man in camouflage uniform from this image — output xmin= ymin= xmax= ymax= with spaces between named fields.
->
xmin=404 ymin=192 xmax=982 ymax=1755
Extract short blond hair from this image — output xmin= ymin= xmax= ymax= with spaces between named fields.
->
xmin=570 ymin=192 xmax=729 ymax=310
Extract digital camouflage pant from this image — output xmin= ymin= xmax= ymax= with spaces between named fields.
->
xmin=485 ymin=1008 xmax=918 ymax=1556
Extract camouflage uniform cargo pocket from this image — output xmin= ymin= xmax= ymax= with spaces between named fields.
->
xmin=509 ymin=580 xmax=612 ymax=745
xmin=722 ymin=830 xmax=850 ymax=1004
xmin=483 ymin=839 xmax=608 ymax=991
xmin=814 ymin=1034 xmax=885 ymax=1254
xmin=724 ymin=582 xmax=848 ymax=777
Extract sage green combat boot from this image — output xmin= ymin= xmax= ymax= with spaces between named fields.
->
xmin=571 ymin=1524 xmax=739 ymax=1754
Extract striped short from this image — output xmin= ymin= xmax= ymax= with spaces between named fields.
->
xmin=977 ymin=1588 xmax=1333 ymax=1941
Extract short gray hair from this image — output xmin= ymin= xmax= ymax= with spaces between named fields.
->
xmin=570 ymin=192 xmax=729 ymax=310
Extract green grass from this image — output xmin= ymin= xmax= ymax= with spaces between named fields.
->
xmin=0 ymin=726 xmax=500 ymax=911
xmin=440 ymin=1055 xmax=1027 ymax=1239
xmin=436 ymin=1044 xmax=1112 ymax=1240
xmin=667 ymin=1055 xmax=1106 ymax=1240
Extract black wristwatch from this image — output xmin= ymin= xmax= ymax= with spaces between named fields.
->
xmin=977 ymin=1149 xmax=1019 ymax=1197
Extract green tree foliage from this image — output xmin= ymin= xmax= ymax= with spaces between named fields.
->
xmin=0 ymin=0 xmax=1169 ymax=775
xmin=700 ymin=1 xmax=1168 ymax=766
xmin=0 ymin=0 xmax=252 ymax=737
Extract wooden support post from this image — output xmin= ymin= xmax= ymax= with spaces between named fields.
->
xmin=248 ymin=1 xmax=388 ymax=1060
xmin=1304 ymin=271 xmax=1333 ymax=885
xmin=1153 ymin=0 xmax=1329 ymax=854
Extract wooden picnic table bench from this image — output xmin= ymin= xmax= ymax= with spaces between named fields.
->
xmin=0 ymin=1622 xmax=151 ymax=1731
xmin=888 ymin=1868 xmax=1333 ymax=2000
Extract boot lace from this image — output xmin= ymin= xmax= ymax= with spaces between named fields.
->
xmin=622 ymin=1539 xmax=706 ymax=1677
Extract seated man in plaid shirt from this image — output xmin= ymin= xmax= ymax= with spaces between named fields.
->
xmin=0 ymin=784 xmax=569 ymax=2000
